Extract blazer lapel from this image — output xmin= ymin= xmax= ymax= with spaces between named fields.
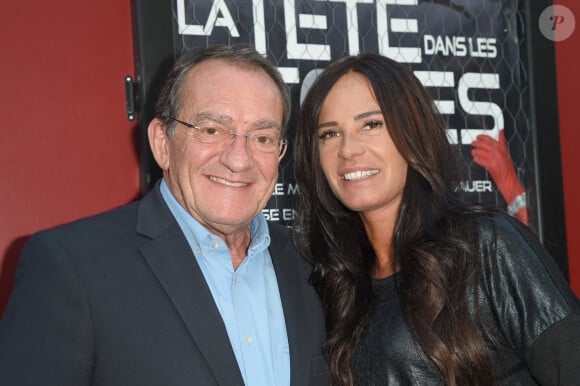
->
xmin=136 ymin=184 xmax=244 ymax=386
xmin=269 ymin=225 xmax=310 ymax=386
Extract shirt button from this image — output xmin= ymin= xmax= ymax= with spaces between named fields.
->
xmin=245 ymin=336 xmax=253 ymax=344
xmin=212 ymin=241 xmax=220 ymax=249
xmin=195 ymin=248 xmax=201 ymax=255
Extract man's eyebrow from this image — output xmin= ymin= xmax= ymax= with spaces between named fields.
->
xmin=252 ymin=120 xmax=282 ymax=130
xmin=190 ymin=112 xmax=233 ymax=125
xmin=191 ymin=112 xmax=281 ymax=131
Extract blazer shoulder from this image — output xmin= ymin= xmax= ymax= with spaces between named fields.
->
xmin=267 ymin=223 xmax=314 ymax=277
xmin=35 ymin=183 xmax=167 ymax=242
xmin=267 ymin=222 xmax=291 ymax=245
xmin=41 ymin=201 xmax=140 ymax=239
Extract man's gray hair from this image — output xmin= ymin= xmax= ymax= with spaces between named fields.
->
xmin=155 ymin=45 xmax=291 ymax=138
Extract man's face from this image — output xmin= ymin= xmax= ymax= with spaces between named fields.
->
xmin=154 ymin=59 xmax=284 ymax=237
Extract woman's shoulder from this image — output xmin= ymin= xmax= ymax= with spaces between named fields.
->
xmin=466 ymin=211 xmax=580 ymax=360
xmin=469 ymin=211 xmax=550 ymax=264
xmin=471 ymin=210 xmax=580 ymax=312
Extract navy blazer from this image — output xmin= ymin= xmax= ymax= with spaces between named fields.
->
xmin=0 ymin=183 xmax=328 ymax=385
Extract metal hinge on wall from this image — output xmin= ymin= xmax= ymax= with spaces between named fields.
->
xmin=124 ymin=75 xmax=136 ymax=121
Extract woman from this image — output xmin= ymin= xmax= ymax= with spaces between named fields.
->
xmin=293 ymin=53 xmax=580 ymax=385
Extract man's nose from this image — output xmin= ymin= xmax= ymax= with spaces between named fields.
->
xmin=219 ymin=134 xmax=254 ymax=172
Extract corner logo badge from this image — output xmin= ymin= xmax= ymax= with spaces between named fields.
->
xmin=539 ymin=5 xmax=575 ymax=42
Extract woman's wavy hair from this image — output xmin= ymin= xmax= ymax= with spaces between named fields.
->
xmin=294 ymin=53 xmax=492 ymax=385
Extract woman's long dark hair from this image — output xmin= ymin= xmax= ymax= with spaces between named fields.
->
xmin=293 ymin=54 xmax=493 ymax=385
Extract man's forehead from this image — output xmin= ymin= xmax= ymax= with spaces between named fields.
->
xmin=186 ymin=58 xmax=262 ymax=81
xmin=179 ymin=64 xmax=283 ymax=124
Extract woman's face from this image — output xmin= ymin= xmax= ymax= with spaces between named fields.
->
xmin=317 ymin=72 xmax=408 ymax=218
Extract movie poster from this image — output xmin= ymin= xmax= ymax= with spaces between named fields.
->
xmin=173 ymin=0 xmax=533 ymax=227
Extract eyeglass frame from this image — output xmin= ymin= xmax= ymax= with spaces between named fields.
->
xmin=170 ymin=117 xmax=288 ymax=156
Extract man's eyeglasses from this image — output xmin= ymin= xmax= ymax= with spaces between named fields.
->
xmin=171 ymin=118 xmax=287 ymax=155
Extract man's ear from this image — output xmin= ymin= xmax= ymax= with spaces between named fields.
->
xmin=148 ymin=118 xmax=170 ymax=170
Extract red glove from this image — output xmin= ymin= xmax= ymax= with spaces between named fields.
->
xmin=471 ymin=129 xmax=528 ymax=225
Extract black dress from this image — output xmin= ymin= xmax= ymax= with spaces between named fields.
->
xmin=353 ymin=214 xmax=580 ymax=385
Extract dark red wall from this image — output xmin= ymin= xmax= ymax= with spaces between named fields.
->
xmin=0 ymin=0 xmax=140 ymax=314
xmin=0 ymin=1 xmax=578 ymax=317
xmin=555 ymin=0 xmax=580 ymax=294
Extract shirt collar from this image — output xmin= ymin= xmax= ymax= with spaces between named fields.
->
xmin=159 ymin=178 xmax=271 ymax=255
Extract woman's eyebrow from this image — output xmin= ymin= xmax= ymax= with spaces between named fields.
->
xmin=317 ymin=120 xmax=337 ymax=130
xmin=317 ymin=110 xmax=382 ymax=130
xmin=353 ymin=110 xmax=382 ymax=121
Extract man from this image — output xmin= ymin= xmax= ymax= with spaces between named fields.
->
xmin=0 ymin=45 xmax=328 ymax=385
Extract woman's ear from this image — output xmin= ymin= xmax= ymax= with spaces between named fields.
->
xmin=148 ymin=118 xmax=170 ymax=171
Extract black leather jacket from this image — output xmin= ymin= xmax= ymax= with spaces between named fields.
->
xmin=353 ymin=214 xmax=580 ymax=385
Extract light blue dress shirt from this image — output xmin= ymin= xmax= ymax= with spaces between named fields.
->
xmin=160 ymin=180 xmax=290 ymax=386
